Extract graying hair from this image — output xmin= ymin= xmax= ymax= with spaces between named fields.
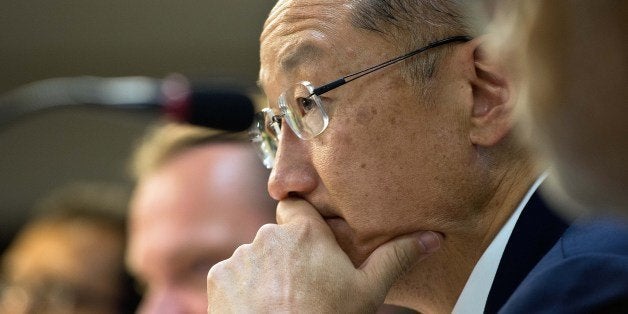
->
xmin=349 ymin=0 xmax=476 ymax=85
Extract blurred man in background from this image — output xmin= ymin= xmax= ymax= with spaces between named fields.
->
xmin=0 ymin=182 xmax=139 ymax=314
xmin=485 ymin=0 xmax=628 ymax=218
xmin=481 ymin=1 xmax=628 ymax=312
xmin=125 ymin=123 xmax=276 ymax=313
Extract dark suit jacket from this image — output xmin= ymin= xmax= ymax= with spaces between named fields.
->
xmin=481 ymin=192 xmax=628 ymax=313
xmin=499 ymin=218 xmax=628 ymax=313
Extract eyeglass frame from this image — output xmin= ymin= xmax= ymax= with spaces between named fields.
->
xmin=250 ymin=35 xmax=472 ymax=168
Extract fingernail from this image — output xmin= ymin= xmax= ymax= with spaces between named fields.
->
xmin=418 ymin=231 xmax=441 ymax=253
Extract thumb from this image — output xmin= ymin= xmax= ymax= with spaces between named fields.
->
xmin=360 ymin=231 xmax=442 ymax=289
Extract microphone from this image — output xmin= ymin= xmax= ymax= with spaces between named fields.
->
xmin=0 ymin=75 xmax=255 ymax=132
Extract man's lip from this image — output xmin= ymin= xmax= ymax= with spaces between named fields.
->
xmin=314 ymin=206 xmax=341 ymax=220
xmin=322 ymin=216 xmax=345 ymax=232
xmin=323 ymin=215 xmax=342 ymax=221
xmin=318 ymin=208 xmax=337 ymax=218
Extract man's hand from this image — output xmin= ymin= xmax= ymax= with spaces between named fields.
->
xmin=206 ymin=198 xmax=442 ymax=313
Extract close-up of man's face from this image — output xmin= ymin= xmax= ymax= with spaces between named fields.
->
xmin=126 ymin=143 xmax=275 ymax=313
xmin=259 ymin=0 xmax=492 ymax=266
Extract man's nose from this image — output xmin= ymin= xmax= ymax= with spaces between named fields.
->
xmin=268 ymin=126 xmax=317 ymax=200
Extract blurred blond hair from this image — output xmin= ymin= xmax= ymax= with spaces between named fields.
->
xmin=129 ymin=121 xmax=248 ymax=182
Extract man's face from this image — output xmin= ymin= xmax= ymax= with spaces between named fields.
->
xmin=260 ymin=0 xmax=482 ymax=266
xmin=127 ymin=144 xmax=275 ymax=314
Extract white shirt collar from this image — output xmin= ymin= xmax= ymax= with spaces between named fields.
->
xmin=452 ymin=173 xmax=547 ymax=314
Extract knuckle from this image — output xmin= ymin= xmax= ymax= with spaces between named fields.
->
xmin=255 ymin=223 xmax=280 ymax=240
xmin=230 ymin=243 xmax=252 ymax=259
xmin=207 ymin=259 xmax=227 ymax=285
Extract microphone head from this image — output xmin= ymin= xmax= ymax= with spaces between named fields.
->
xmin=162 ymin=77 xmax=255 ymax=132
xmin=186 ymin=88 xmax=255 ymax=132
xmin=0 ymin=75 xmax=256 ymax=133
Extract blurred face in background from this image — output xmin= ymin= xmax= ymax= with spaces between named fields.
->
xmin=126 ymin=143 xmax=275 ymax=314
xmin=1 ymin=220 xmax=126 ymax=314
xmin=488 ymin=1 xmax=628 ymax=216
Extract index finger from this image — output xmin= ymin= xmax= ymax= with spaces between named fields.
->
xmin=275 ymin=198 xmax=325 ymax=226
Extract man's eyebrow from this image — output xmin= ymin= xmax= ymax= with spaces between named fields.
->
xmin=257 ymin=43 xmax=325 ymax=91
xmin=279 ymin=43 xmax=325 ymax=72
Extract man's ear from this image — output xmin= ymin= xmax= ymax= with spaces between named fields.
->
xmin=468 ymin=38 xmax=514 ymax=147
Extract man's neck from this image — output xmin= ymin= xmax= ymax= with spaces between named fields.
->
xmin=387 ymin=160 xmax=541 ymax=313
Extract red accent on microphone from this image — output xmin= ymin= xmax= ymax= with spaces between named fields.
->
xmin=161 ymin=74 xmax=191 ymax=123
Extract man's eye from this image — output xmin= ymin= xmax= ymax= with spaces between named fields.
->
xmin=297 ymin=97 xmax=315 ymax=111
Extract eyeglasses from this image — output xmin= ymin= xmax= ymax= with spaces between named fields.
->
xmin=249 ymin=35 xmax=472 ymax=168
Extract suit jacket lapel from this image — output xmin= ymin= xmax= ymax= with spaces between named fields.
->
xmin=484 ymin=192 xmax=568 ymax=313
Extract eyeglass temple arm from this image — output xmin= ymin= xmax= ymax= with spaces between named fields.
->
xmin=312 ymin=78 xmax=346 ymax=96
xmin=311 ymin=35 xmax=472 ymax=97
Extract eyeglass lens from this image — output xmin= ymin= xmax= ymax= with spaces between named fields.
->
xmin=250 ymin=108 xmax=280 ymax=169
xmin=279 ymin=81 xmax=329 ymax=140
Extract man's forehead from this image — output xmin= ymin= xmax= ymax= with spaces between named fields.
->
xmin=263 ymin=0 xmax=349 ymax=35
xmin=280 ymin=42 xmax=325 ymax=72
xmin=259 ymin=31 xmax=331 ymax=92
xmin=260 ymin=0 xmax=350 ymax=66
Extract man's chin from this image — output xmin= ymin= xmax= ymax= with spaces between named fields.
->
xmin=324 ymin=218 xmax=379 ymax=267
